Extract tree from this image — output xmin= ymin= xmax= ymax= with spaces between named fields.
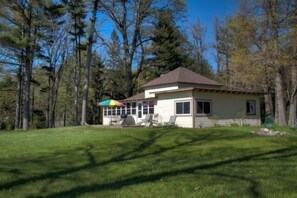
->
xmin=100 ymin=0 xmax=187 ymax=97
xmin=187 ymin=19 xmax=213 ymax=77
xmin=287 ymin=1 xmax=297 ymax=127
xmin=150 ymin=10 xmax=191 ymax=78
xmin=40 ymin=2 xmax=69 ymax=128
xmin=0 ymin=0 xmax=48 ymax=130
xmin=81 ymin=0 xmax=99 ymax=125
xmin=67 ymin=0 xmax=86 ymax=124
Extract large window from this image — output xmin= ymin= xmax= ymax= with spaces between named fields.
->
xmin=175 ymin=101 xmax=190 ymax=115
xmin=196 ymin=100 xmax=211 ymax=115
xmin=246 ymin=100 xmax=256 ymax=115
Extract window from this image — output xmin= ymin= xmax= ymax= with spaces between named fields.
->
xmin=112 ymin=107 xmax=116 ymax=115
xmin=121 ymin=106 xmax=126 ymax=115
xmin=132 ymin=103 xmax=136 ymax=115
xmin=126 ymin=103 xmax=131 ymax=115
xmin=175 ymin=101 xmax=191 ymax=115
xmin=143 ymin=101 xmax=148 ymax=114
xmin=246 ymin=100 xmax=256 ymax=115
xmin=149 ymin=101 xmax=154 ymax=114
xmin=196 ymin=100 xmax=211 ymax=115
xmin=103 ymin=107 xmax=107 ymax=116
xmin=116 ymin=107 xmax=121 ymax=115
xmin=137 ymin=103 xmax=142 ymax=118
xmin=108 ymin=107 xmax=112 ymax=116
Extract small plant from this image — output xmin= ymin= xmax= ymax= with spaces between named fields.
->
xmin=231 ymin=123 xmax=239 ymax=127
xmin=210 ymin=115 xmax=219 ymax=126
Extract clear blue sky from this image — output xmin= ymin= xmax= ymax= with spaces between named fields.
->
xmin=185 ymin=0 xmax=238 ymax=70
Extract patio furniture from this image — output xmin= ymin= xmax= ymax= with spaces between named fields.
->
xmin=137 ymin=114 xmax=152 ymax=126
xmin=152 ymin=114 xmax=160 ymax=125
xmin=120 ymin=114 xmax=128 ymax=126
xmin=164 ymin=115 xmax=177 ymax=126
xmin=109 ymin=118 xmax=121 ymax=126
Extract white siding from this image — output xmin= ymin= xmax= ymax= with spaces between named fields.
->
xmin=194 ymin=92 xmax=261 ymax=127
xmin=156 ymin=91 xmax=193 ymax=128
xmin=145 ymin=84 xmax=178 ymax=98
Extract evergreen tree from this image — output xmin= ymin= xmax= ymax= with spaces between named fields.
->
xmin=150 ymin=10 xmax=191 ymax=78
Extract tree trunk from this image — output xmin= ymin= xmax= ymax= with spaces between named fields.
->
xmin=23 ymin=56 xmax=31 ymax=131
xmin=74 ymin=19 xmax=79 ymax=124
xmin=14 ymin=63 xmax=22 ymax=129
xmin=288 ymin=64 xmax=297 ymax=127
xmin=81 ymin=0 xmax=99 ymax=125
xmin=263 ymin=85 xmax=274 ymax=116
xmin=275 ymin=67 xmax=287 ymax=126
xmin=23 ymin=6 xmax=32 ymax=131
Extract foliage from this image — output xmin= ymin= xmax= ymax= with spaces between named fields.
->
xmin=0 ymin=76 xmax=16 ymax=129
xmin=150 ymin=10 xmax=192 ymax=78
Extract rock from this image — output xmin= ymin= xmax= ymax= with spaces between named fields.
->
xmin=250 ymin=129 xmax=286 ymax=137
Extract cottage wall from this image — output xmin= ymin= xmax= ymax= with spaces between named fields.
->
xmin=156 ymin=91 xmax=194 ymax=128
xmin=194 ymin=92 xmax=261 ymax=127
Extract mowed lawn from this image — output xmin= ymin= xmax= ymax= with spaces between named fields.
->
xmin=0 ymin=126 xmax=297 ymax=198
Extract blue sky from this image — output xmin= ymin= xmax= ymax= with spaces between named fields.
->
xmin=185 ymin=0 xmax=238 ymax=70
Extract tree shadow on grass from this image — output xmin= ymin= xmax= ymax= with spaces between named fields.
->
xmin=0 ymin=129 xmax=170 ymax=191
xmin=1 ymin=128 xmax=292 ymax=197
xmin=39 ymin=146 xmax=296 ymax=198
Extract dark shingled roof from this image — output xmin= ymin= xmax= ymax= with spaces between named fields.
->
xmin=122 ymin=92 xmax=154 ymax=102
xmin=142 ymin=67 xmax=221 ymax=88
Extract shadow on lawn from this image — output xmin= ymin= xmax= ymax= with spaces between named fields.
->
xmin=39 ymin=146 xmax=296 ymax=198
xmin=0 ymin=128 xmax=295 ymax=197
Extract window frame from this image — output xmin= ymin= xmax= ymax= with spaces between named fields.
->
xmin=196 ymin=99 xmax=212 ymax=116
xmin=246 ymin=100 xmax=256 ymax=115
xmin=174 ymin=100 xmax=191 ymax=115
xmin=149 ymin=101 xmax=154 ymax=114
xmin=131 ymin=102 xmax=136 ymax=115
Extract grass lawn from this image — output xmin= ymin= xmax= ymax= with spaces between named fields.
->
xmin=0 ymin=126 xmax=296 ymax=198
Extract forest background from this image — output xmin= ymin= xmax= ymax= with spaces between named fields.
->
xmin=0 ymin=0 xmax=296 ymax=130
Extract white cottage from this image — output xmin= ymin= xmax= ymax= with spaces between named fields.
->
xmin=102 ymin=67 xmax=261 ymax=127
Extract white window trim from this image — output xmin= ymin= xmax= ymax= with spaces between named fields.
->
xmin=174 ymin=100 xmax=192 ymax=116
xmin=196 ymin=99 xmax=212 ymax=116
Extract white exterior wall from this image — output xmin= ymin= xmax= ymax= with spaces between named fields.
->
xmin=103 ymin=115 xmax=121 ymax=125
xmin=156 ymin=91 xmax=193 ymax=128
xmin=145 ymin=84 xmax=178 ymax=98
xmin=194 ymin=92 xmax=261 ymax=127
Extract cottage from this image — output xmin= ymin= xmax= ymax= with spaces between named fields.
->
xmin=102 ymin=67 xmax=261 ymax=127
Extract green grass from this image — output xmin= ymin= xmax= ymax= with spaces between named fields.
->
xmin=0 ymin=126 xmax=296 ymax=198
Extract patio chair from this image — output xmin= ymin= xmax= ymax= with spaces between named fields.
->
xmin=137 ymin=114 xmax=152 ymax=126
xmin=164 ymin=115 xmax=177 ymax=126
xmin=152 ymin=114 xmax=160 ymax=125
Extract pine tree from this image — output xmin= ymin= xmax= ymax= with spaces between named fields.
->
xmin=150 ymin=10 xmax=191 ymax=78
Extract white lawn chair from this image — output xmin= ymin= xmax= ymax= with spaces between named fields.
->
xmin=164 ymin=115 xmax=177 ymax=126
xmin=137 ymin=114 xmax=152 ymax=126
